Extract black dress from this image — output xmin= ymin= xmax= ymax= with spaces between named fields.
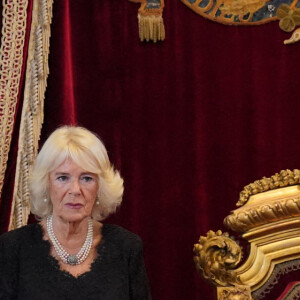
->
xmin=0 ymin=223 xmax=151 ymax=300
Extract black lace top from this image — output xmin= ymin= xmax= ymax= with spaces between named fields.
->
xmin=0 ymin=223 xmax=151 ymax=300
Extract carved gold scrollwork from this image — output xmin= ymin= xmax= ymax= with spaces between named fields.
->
xmin=225 ymin=194 xmax=300 ymax=232
xmin=218 ymin=286 xmax=252 ymax=300
xmin=238 ymin=169 xmax=300 ymax=207
xmin=193 ymin=230 xmax=242 ymax=287
xmin=195 ymin=173 xmax=300 ymax=298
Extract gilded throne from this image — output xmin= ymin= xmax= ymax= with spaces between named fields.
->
xmin=194 ymin=170 xmax=300 ymax=299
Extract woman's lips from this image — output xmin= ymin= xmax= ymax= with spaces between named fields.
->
xmin=65 ymin=203 xmax=83 ymax=209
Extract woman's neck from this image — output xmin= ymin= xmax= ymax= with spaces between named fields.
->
xmin=51 ymin=215 xmax=90 ymax=244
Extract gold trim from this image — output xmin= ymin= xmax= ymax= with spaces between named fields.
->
xmin=9 ymin=0 xmax=54 ymax=230
xmin=236 ymin=222 xmax=300 ymax=290
xmin=0 ymin=0 xmax=29 ymax=199
xmin=237 ymin=169 xmax=300 ymax=207
xmin=225 ymin=185 xmax=300 ymax=232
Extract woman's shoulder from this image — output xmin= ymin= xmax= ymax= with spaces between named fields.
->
xmin=0 ymin=223 xmax=41 ymax=246
xmin=102 ymin=224 xmax=143 ymax=248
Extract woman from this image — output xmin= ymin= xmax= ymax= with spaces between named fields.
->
xmin=0 ymin=126 xmax=151 ymax=299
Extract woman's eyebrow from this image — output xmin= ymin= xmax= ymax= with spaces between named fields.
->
xmin=80 ymin=172 xmax=96 ymax=176
xmin=54 ymin=172 xmax=69 ymax=176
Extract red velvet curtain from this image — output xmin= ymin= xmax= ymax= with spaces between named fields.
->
xmin=2 ymin=0 xmax=300 ymax=299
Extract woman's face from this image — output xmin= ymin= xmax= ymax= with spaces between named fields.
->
xmin=49 ymin=158 xmax=99 ymax=223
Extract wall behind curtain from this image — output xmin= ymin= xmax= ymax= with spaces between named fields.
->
xmin=25 ymin=0 xmax=300 ymax=299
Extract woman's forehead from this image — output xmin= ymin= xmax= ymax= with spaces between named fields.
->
xmin=51 ymin=158 xmax=85 ymax=172
xmin=50 ymin=155 xmax=100 ymax=175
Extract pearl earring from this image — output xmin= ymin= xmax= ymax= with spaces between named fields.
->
xmin=43 ymin=198 xmax=48 ymax=203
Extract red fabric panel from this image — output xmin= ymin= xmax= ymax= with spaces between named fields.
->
xmin=0 ymin=0 xmax=33 ymax=232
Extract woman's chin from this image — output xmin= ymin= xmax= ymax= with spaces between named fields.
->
xmin=54 ymin=210 xmax=91 ymax=223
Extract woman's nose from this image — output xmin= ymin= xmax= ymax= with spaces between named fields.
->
xmin=69 ymin=179 xmax=81 ymax=195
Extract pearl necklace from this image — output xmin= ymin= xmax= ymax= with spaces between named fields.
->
xmin=46 ymin=215 xmax=93 ymax=265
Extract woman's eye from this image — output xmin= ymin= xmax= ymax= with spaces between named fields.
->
xmin=81 ymin=176 xmax=94 ymax=182
xmin=57 ymin=176 xmax=68 ymax=182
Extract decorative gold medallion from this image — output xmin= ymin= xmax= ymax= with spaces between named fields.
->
xmin=181 ymin=0 xmax=300 ymax=44
xmin=181 ymin=0 xmax=298 ymax=25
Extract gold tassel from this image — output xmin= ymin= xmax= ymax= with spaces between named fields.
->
xmin=138 ymin=13 xmax=165 ymax=42
xmin=129 ymin=0 xmax=165 ymax=43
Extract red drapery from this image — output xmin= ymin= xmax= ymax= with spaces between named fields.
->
xmin=2 ymin=0 xmax=300 ymax=299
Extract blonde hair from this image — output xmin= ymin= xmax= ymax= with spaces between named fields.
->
xmin=30 ymin=126 xmax=124 ymax=220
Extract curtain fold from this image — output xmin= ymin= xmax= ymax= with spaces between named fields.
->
xmin=62 ymin=0 xmax=76 ymax=123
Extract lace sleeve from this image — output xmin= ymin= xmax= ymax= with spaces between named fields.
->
xmin=0 ymin=232 xmax=19 ymax=299
xmin=128 ymin=237 xmax=152 ymax=300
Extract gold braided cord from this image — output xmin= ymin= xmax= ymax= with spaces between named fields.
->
xmin=0 ymin=0 xmax=29 ymax=200
xmin=9 ymin=0 xmax=53 ymax=230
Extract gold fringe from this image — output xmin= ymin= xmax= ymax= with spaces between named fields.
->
xmin=129 ymin=0 xmax=165 ymax=42
xmin=0 ymin=0 xmax=29 ymax=200
xmin=138 ymin=14 xmax=165 ymax=42
xmin=9 ymin=0 xmax=54 ymax=230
